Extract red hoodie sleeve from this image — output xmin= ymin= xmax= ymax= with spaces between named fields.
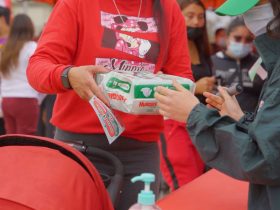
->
xmin=27 ymin=0 xmax=78 ymax=93
xmin=162 ymin=1 xmax=193 ymax=81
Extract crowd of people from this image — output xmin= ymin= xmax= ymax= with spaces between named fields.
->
xmin=0 ymin=0 xmax=273 ymax=209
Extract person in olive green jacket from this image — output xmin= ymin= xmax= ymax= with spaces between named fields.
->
xmin=155 ymin=0 xmax=280 ymax=210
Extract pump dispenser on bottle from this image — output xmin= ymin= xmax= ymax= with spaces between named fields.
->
xmin=128 ymin=173 xmax=161 ymax=210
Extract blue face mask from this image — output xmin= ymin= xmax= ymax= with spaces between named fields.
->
xmin=227 ymin=40 xmax=252 ymax=59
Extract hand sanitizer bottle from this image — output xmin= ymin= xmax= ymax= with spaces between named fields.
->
xmin=128 ymin=173 xmax=161 ymax=210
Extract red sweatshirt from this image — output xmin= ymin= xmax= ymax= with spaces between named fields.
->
xmin=27 ymin=0 xmax=193 ymax=142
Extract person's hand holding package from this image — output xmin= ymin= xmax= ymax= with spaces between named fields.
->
xmin=68 ymin=65 xmax=110 ymax=105
xmin=155 ymin=81 xmax=244 ymax=123
xmin=203 ymin=86 xmax=244 ymax=121
xmin=155 ymin=80 xmax=199 ymax=122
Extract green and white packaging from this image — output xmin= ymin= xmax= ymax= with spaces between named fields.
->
xmin=97 ymin=71 xmax=195 ymax=115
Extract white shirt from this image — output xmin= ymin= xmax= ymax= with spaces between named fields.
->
xmin=1 ymin=41 xmax=39 ymax=98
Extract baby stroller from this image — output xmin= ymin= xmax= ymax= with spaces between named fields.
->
xmin=0 ymin=134 xmax=124 ymax=210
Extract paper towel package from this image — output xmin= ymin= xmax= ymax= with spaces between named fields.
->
xmin=97 ymin=71 xmax=195 ymax=115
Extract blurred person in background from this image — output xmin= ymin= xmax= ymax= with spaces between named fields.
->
xmin=0 ymin=14 xmax=39 ymax=135
xmin=205 ymin=7 xmax=233 ymax=54
xmin=0 ymin=6 xmax=10 ymax=135
xmin=0 ymin=6 xmax=10 ymax=48
xmin=211 ymin=27 xmax=227 ymax=54
xmin=182 ymin=0 xmax=215 ymax=102
xmin=212 ymin=17 xmax=263 ymax=112
xmin=160 ymin=0 xmax=213 ymax=191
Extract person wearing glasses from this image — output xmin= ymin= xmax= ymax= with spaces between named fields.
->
xmin=212 ymin=17 xmax=263 ymax=112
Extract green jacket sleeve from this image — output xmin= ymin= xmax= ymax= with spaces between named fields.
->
xmin=187 ymin=95 xmax=280 ymax=186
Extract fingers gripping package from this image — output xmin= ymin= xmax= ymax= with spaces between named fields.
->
xmin=96 ymin=71 xmax=195 ymax=114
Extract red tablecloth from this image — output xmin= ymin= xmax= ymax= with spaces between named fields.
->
xmin=157 ymin=169 xmax=249 ymax=210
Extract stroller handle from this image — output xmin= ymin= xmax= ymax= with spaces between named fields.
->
xmin=68 ymin=142 xmax=124 ymax=208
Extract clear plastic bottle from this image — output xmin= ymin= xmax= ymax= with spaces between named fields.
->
xmin=128 ymin=173 xmax=161 ymax=210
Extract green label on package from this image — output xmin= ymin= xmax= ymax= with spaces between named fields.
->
xmin=106 ymin=77 xmax=131 ymax=93
xmin=97 ymin=71 xmax=195 ymax=114
xmin=134 ymin=84 xmax=191 ymax=99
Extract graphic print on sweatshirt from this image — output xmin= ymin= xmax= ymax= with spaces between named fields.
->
xmin=100 ymin=11 xmax=158 ymax=33
xmin=96 ymin=58 xmax=155 ymax=73
xmin=96 ymin=11 xmax=159 ymax=73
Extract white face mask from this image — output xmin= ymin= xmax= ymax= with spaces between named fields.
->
xmin=243 ymin=3 xmax=274 ymax=37
xmin=227 ymin=40 xmax=252 ymax=59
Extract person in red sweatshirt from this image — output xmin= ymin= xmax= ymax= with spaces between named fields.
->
xmin=160 ymin=0 xmax=211 ymax=192
xmin=27 ymin=0 xmax=193 ymax=209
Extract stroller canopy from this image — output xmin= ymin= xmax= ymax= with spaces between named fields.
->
xmin=0 ymin=135 xmax=113 ymax=210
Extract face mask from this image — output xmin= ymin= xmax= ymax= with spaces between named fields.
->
xmin=243 ymin=3 xmax=274 ymax=36
xmin=187 ymin=26 xmax=203 ymax=40
xmin=227 ymin=40 xmax=252 ymax=59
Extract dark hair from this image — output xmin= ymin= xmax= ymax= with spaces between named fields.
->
xmin=0 ymin=14 xmax=34 ymax=77
xmin=226 ymin=17 xmax=246 ymax=36
xmin=0 ymin=6 xmax=10 ymax=25
xmin=153 ymin=0 xmax=168 ymax=68
xmin=215 ymin=28 xmax=225 ymax=36
xmin=267 ymin=0 xmax=280 ymax=38
xmin=178 ymin=0 xmax=212 ymax=68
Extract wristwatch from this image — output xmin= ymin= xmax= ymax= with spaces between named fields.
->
xmin=61 ymin=66 xmax=73 ymax=89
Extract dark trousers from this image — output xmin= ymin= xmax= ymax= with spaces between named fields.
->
xmin=160 ymin=121 xmax=205 ymax=191
xmin=37 ymin=95 xmax=56 ymax=138
xmin=0 ymin=118 xmax=6 ymax=135
xmin=55 ymin=128 xmax=160 ymax=210
xmin=2 ymin=98 xmax=39 ymax=135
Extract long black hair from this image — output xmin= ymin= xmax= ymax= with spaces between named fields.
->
xmin=267 ymin=0 xmax=280 ymax=38
xmin=0 ymin=14 xmax=34 ymax=77
xmin=153 ymin=0 xmax=168 ymax=69
xmin=179 ymin=0 xmax=212 ymax=67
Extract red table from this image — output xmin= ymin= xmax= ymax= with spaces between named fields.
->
xmin=157 ymin=169 xmax=249 ymax=210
